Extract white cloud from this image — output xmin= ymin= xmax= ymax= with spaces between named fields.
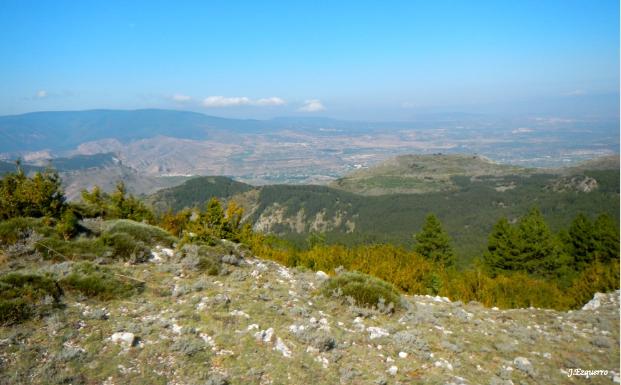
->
xmin=299 ymin=99 xmax=325 ymax=112
xmin=202 ymin=96 xmax=286 ymax=108
xmin=564 ymin=89 xmax=585 ymax=96
xmin=511 ymin=127 xmax=535 ymax=134
xmin=255 ymin=97 xmax=286 ymax=106
xmin=203 ymin=96 xmax=251 ymax=107
xmin=401 ymin=102 xmax=418 ymax=109
xmin=35 ymin=90 xmax=48 ymax=99
xmin=172 ymin=94 xmax=192 ymax=102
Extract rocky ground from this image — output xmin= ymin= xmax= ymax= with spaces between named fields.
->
xmin=0 ymin=245 xmax=619 ymax=385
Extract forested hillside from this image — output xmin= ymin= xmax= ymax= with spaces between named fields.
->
xmin=147 ymin=176 xmax=254 ymax=213
xmin=146 ymin=158 xmax=619 ymax=266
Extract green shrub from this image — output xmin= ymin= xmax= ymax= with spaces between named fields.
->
xmin=0 ymin=298 xmax=30 ymax=325
xmin=0 ymin=217 xmax=55 ymax=245
xmin=322 ymin=271 xmax=402 ymax=311
xmin=104 ymin=219 xmax=177 ymax=246
xmin=101 ymin=232 xmax=151 ymax=262
xmin=34 ymin=237 xmax=107 ymax=261
xmin=197 ymin=255 xmax=221 ymax=275
xmin=567 ymin=260 xmax=620 ymax=308
xmin=179 ymin=244 xmax=222 ymax=275
xmin=59 ymin=262 xmax=143 ymax=300
xmin=56 ymin=209 xmax=80 ymax=240
xmin=0 ymin=272 xmax=62 ymax=301
xmin=0 ymin=272 xmax=63 ymax=325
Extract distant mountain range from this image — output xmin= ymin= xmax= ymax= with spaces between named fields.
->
xmin=0 ymin=109 xmax=401 ymax=155
xmin=0 ymin=109 xmax=273 ymax=153
xmin=1 ymin=109 xmax=618 ymax=193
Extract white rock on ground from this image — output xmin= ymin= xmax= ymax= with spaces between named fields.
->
xmin=387 ymin=365 xmax=398 ymax=376
xmin=109 ymin=332 xmax=137 ymax=347
xmin=434 ymin=359 xmax=454 ymax=371
xmin=255 ymin=328 xmax=274 ymax=343
xmin=513 ymin=357 xmax=535 ymax=376
xmin=367 ymin=327 xmax=390 ymax=339
xmin=230 ymin=310 xmax=250 ymax=318
xmin=582 ymin=292 xmax=605 ymax=310
xmin=275 ymin=337 xmax=292 ymax=357
xmin=315 ymin=271 xmax=329 ymax=280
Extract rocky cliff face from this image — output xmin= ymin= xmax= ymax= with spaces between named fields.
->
xmin=0 ymin=248 xmax=618 ymax=385
xmin=253 ymin=205 xmax=356 ymax=234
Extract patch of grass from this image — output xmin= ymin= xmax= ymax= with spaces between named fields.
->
xmin=321 ymin=271 xmax=401 ymax=311
xmin=59 ymin=262 xmax=143 ymax=300
xmin=0 ymin=272 xmax=63 ymax=325
xmin=103 ymin=219 xmax=177 ymax=246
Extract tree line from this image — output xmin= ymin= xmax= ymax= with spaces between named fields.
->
xmin=0 ymin=165 xmax=618 ymax=309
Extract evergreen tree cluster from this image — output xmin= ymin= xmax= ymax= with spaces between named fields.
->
xmin=79 ymin=182 xmax=154 ymax=223
xmin=483 ymin=208 xmax=619 ymax=279
xmin=0 ymin=163 xmax=65 ymax=220
xmin=159 ymin=198 xmax=248 ymax=244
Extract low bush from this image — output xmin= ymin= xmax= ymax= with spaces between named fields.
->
xmin=0 ymin=272 xmax=63 ymax=324
xmin=322 ymin=271 xmax=401 ymax=311
xmin=59 ymin=262 xmax=143 ymax=300
xmin=179 ymin=244 xmax=222 ymax=275
xmin=34 ymin=237 xmax=107 ymax=261
xmin=566 ymin=260 xmax=620 ymax=308
xmin=0 ymin=298 xmax=30 ymax=325
xmin=440 ymin=268 xmax=572 ymax=310
xmin=196 ymin=255 xmax=221 ymax=275
xmin=0 ymin=217 xmax=55 ymax=245
xmin=104 ymin=219 xmax=177 ymax=246
xmin=101 ymin=232 xmax=151 ymax=262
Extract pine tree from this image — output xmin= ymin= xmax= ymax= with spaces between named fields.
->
xmin=224 ymin=200 xmax=244 ymax=240
xmin=483 ymin=217 xmax=520 ymax=274
xmin=566 ymin=213 xmax=595 ymax=269
xmin=81 ymin=185 xmax=107 ymax=217
xmin=414 ymin=213 xmax=455 ymax=267
xmin=592 ymin=214 xmax=620 ymax=263
xmin=204 ymin=198 xmax=225 ymax=238
xmin=0 ymin=164 xmax=65 ymax=220
xmin=517 ymin=208 xmax=562 ymax=276
xmin=57 ymin=209 xmax=79 ymax=240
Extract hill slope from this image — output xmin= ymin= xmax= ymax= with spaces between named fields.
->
xmin=330 ymin=154 xmax=531 ymax=195
xmin=145 ymin=156 xmax=620 ymax=265
xmin=1 ymin=245 xmax=618 ymax=384
xmin=146 ymin=176 xmax=255 ymax=212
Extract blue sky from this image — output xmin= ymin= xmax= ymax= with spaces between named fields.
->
xmin=0 ymin=0 xmax=618 ymax=119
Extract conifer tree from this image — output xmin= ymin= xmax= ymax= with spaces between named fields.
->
xmin=517 ymin=207 xmax=562 ymax=276
xmin=592 ymin=214 xmax=620 ymax=263
xmin=204 ymin=197 xmax=225 ymax=238
xmin=566 ymin=213 xmax=595 ymax=269
xmin=0 ymin=164 xmax=65 ymax=219
xmin=483 ymin=217 xmax=520 ymax=274
xmin=414 ymin=213 xmax=455 ymax=267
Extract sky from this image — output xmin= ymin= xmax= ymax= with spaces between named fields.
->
xmin=0 ymin=0 xmax=619 ymax=119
